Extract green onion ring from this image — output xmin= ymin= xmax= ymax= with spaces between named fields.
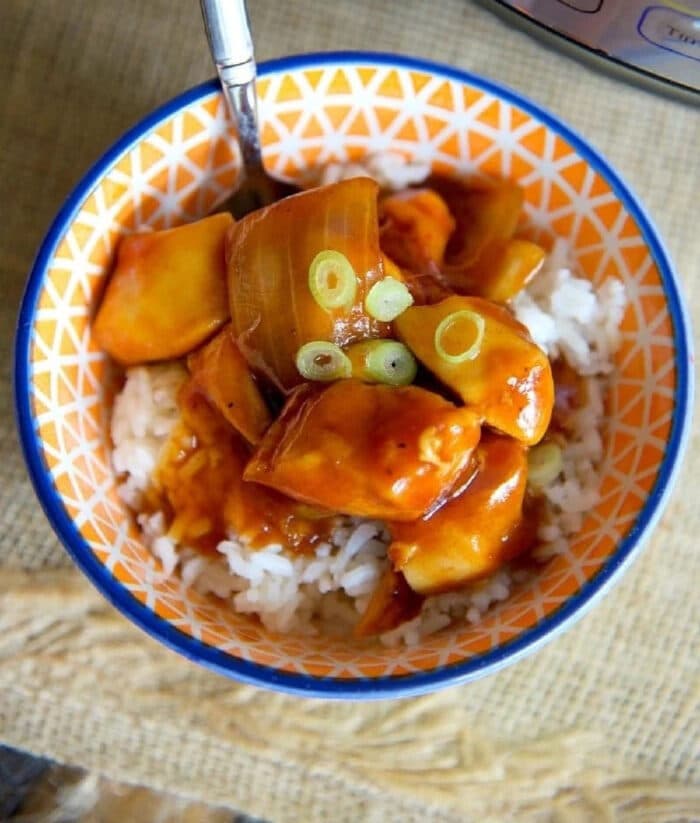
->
xmin=434 ymin=309 xmax=486 ymax=364
xmin=527 ymin=442 xmax=563 ymax=488
xmin=308 ymin=250 xmax=357 ymax=311
xmin=346 ymin=340 xmax=417 ymax=386
xmin=295 ymin=341 xmax=352 ymax=381
xmin=365 ymin=277 xmax=414 ymax=322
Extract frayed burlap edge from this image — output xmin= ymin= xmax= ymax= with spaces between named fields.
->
xmin=1 ymin=568 xmax=698 ymax=822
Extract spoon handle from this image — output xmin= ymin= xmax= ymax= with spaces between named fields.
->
xmin=199 ymin=0 xmax=263 ymax=170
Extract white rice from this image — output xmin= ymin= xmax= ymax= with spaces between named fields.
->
xmin=512 ymin=239 xmax=627 ymax=562
xmin=318 ymin=152 xmax=432 ymax=191
xmin=512 ymin=238 xmax=626 ymax=376
xmin=111 ymin=363 xmax=186 ymax=509
xmin=110 ymin=158 xmax=626 ymax=643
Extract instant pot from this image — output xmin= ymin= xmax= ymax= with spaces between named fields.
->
xmin=482 ymin=0 xmax=699 ymax=103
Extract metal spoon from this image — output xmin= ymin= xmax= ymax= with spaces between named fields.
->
xmin=199 ymin=0 xmax=298 ymax=218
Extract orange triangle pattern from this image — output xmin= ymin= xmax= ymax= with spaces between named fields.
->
xmin=276 ymin=75 xmax=302 ymax=102
xmin=374 ymin=106 xmax=399 ymax=132
xmin=468 ymin=130 xmax=494 ymax=159
xmin=511 ymin=152 xmax=535 ymax=180
xmin=560 ymin=159 xmax=588 ymax=192
xmin=376 ymin=69 xmax=403 ymax=98
xmin=357 ymin=67 xmax=377 ymax=86
xmin=260 ymin=120 xmax=280 ymax=147
xmin=510 ymin=107 xmax=531 ymax=130
xmin=303 ymin=69 xmax=324 ymax=90
xmin=410 ymin=71 xmax=432 ymax=95
xmin=437 ymin=132 xmax=460 ymax=158
xmin=427 ymin=81 xmax=454 ymax=110
xmin=548 ymin=180 xmax=571 ymax=211
xmin=25 ymin=65 xmax=680 ymax=679
xmin=324 ymin=105 xmax=352 ymax=130
xmin=327 ymin=69 xmax=353 ymax=95
xmin=552 ymin=136 xmax=572 ymax=162
xmin=476 ymin=100 xmax=501 ymax=129
xmin=594 ymin=199 xmax=624 ymax=230
xmin=519 ymin=125 xmax=547 ymax=156
xmin=140 ymin=141 xmax=165 ymax=172
xmin=277 ymin=109 xmax=303 ymax=132
xmin=394 ymin=117 xmax=419 ymax=142
xmin=347 ymin=110 xmax=371 ymax=137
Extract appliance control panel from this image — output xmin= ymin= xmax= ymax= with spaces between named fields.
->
xmin=487 ymin=0 xmax=699 ymax=100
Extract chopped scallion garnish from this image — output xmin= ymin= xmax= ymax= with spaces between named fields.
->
xmin=295 ymin=341 xmax=352 ymax=381
xmin=365 ymin=277 xmax=414 ymax=322
xmin=345 ymin=340 xmax=417 ymax=386
xmin=527 ymin=442 xmax=563 ymax=488
xmin=433 ymin=309 xmax=485 ymax=364
xmin=308 ymin=250 xmax=357 ymax=311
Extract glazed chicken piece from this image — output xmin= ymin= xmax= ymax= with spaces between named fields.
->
xmin=379 ymin=188 xmax=455 ymax=271
xmin=388 ymin=433 xmax=530 ymax=595
xmin=432 ymin=176 xmax=524 ymax=269
xmin=446 ymin=238 xmax=546 ymax=302
xmin=394 ymin=295 xmax=554 ymax=445
xmin=187 ymin=324 xmax=272 ymax=445
xmin=354 ymin=566 xmax=424 ymax=637
xmin=379 ymin=188 xmax=454 ymax=305
xmin=244 ymin=379 xmax=482 ymax=521
xmin=94 ymin=213 xmax=232 ymax=364
xmin=378 ymin=180 xmax=544 ymax=303
xmin=427 ymin=176 xmax=544 ymax=302
xmin=151 ymin=379 xmax=336 ymax=554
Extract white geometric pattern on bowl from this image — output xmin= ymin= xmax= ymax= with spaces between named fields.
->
xmin=25 ymin=59 xmax=681 ymax=682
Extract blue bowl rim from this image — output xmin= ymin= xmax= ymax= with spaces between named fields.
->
xmin=14 ymin=50 xmax=694 ymax=700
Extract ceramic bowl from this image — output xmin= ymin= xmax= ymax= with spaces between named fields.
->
xmin=15 ymin=52 xmax=693 ymax=698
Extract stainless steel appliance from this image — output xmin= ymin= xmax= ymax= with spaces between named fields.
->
xmin=482 ymin=0 xmax=700 ymax=103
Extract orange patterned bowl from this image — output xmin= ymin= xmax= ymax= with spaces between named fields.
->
xmin=15 ymin=53 xmax=693 ymax=697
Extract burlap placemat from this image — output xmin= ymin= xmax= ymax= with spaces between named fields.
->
xmin=2 ymin=0 xmax=698 ymax=819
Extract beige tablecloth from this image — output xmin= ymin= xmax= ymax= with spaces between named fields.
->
xmin=1 ymin=1 xmax=699 ymax=819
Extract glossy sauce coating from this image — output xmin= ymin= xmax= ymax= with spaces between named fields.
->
xmin=389 ymin=433 xmax=530 ymax=595
xmin=444 ymin=238 xmax=546 ymax=302
xmin=227 ymin=178 xmax=390 ymax=391
xmin=94 ymin=213 xmax=232 ymax=365
xmin=245 ymin=379 xmax=482 ymax=521
xmin=379 ymin=188 xmax=455 ymax=271
xmin=150 ymin=379 xmax=336 ymax=554
xmin=94 ymin=173 xmax=572 ymax=635
xmin=354 ymin=566 xmax=424 ymax=637
xmin=395 ymin=295 xmax=554 ymax=445
xmin=187 ymin=323 xmax=272 ymax=445
xmin=431 ymin=176 xmax=524 ymax=269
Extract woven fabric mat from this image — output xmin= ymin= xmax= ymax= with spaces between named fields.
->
xmin=1 ymin=0 xmax=699 ymax=819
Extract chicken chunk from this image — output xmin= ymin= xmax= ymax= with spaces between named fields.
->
xmin=394 ymin=295 xmax=553 ymax=445
xmin=94 ymin=213 xmax=232 ymax=364
xmin=244 ymin=379 xmax=481 ymax=521
xmin=187 ymin=324 xmax=272 ymax=445
xmin=389 ymin=433 xmax=530 ymax=595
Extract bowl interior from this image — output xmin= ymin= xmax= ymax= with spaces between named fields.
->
xmin=19 ymin=56 xmax=687 ymax=692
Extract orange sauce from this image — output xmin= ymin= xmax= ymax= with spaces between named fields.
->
xmin=149 ymin=379 xmax=336 ymax=555
xmin=388 ymin=433 xmax=531 ymax=594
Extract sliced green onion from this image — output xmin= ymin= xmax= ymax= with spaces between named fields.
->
xmin=308 ymin=250 xmax=357 ymax=310
xmin=346 ymin=340 xmax=417 ymax=386
xmin=295 ymin=341 xmax=352 ymax=382
xmin=527 ymin=442 xmax=563 ymax=488
xmin=365 ymin=277 xmax=414 ymax=322
xmin=434 ymin=309 xmax=485 ymax=364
